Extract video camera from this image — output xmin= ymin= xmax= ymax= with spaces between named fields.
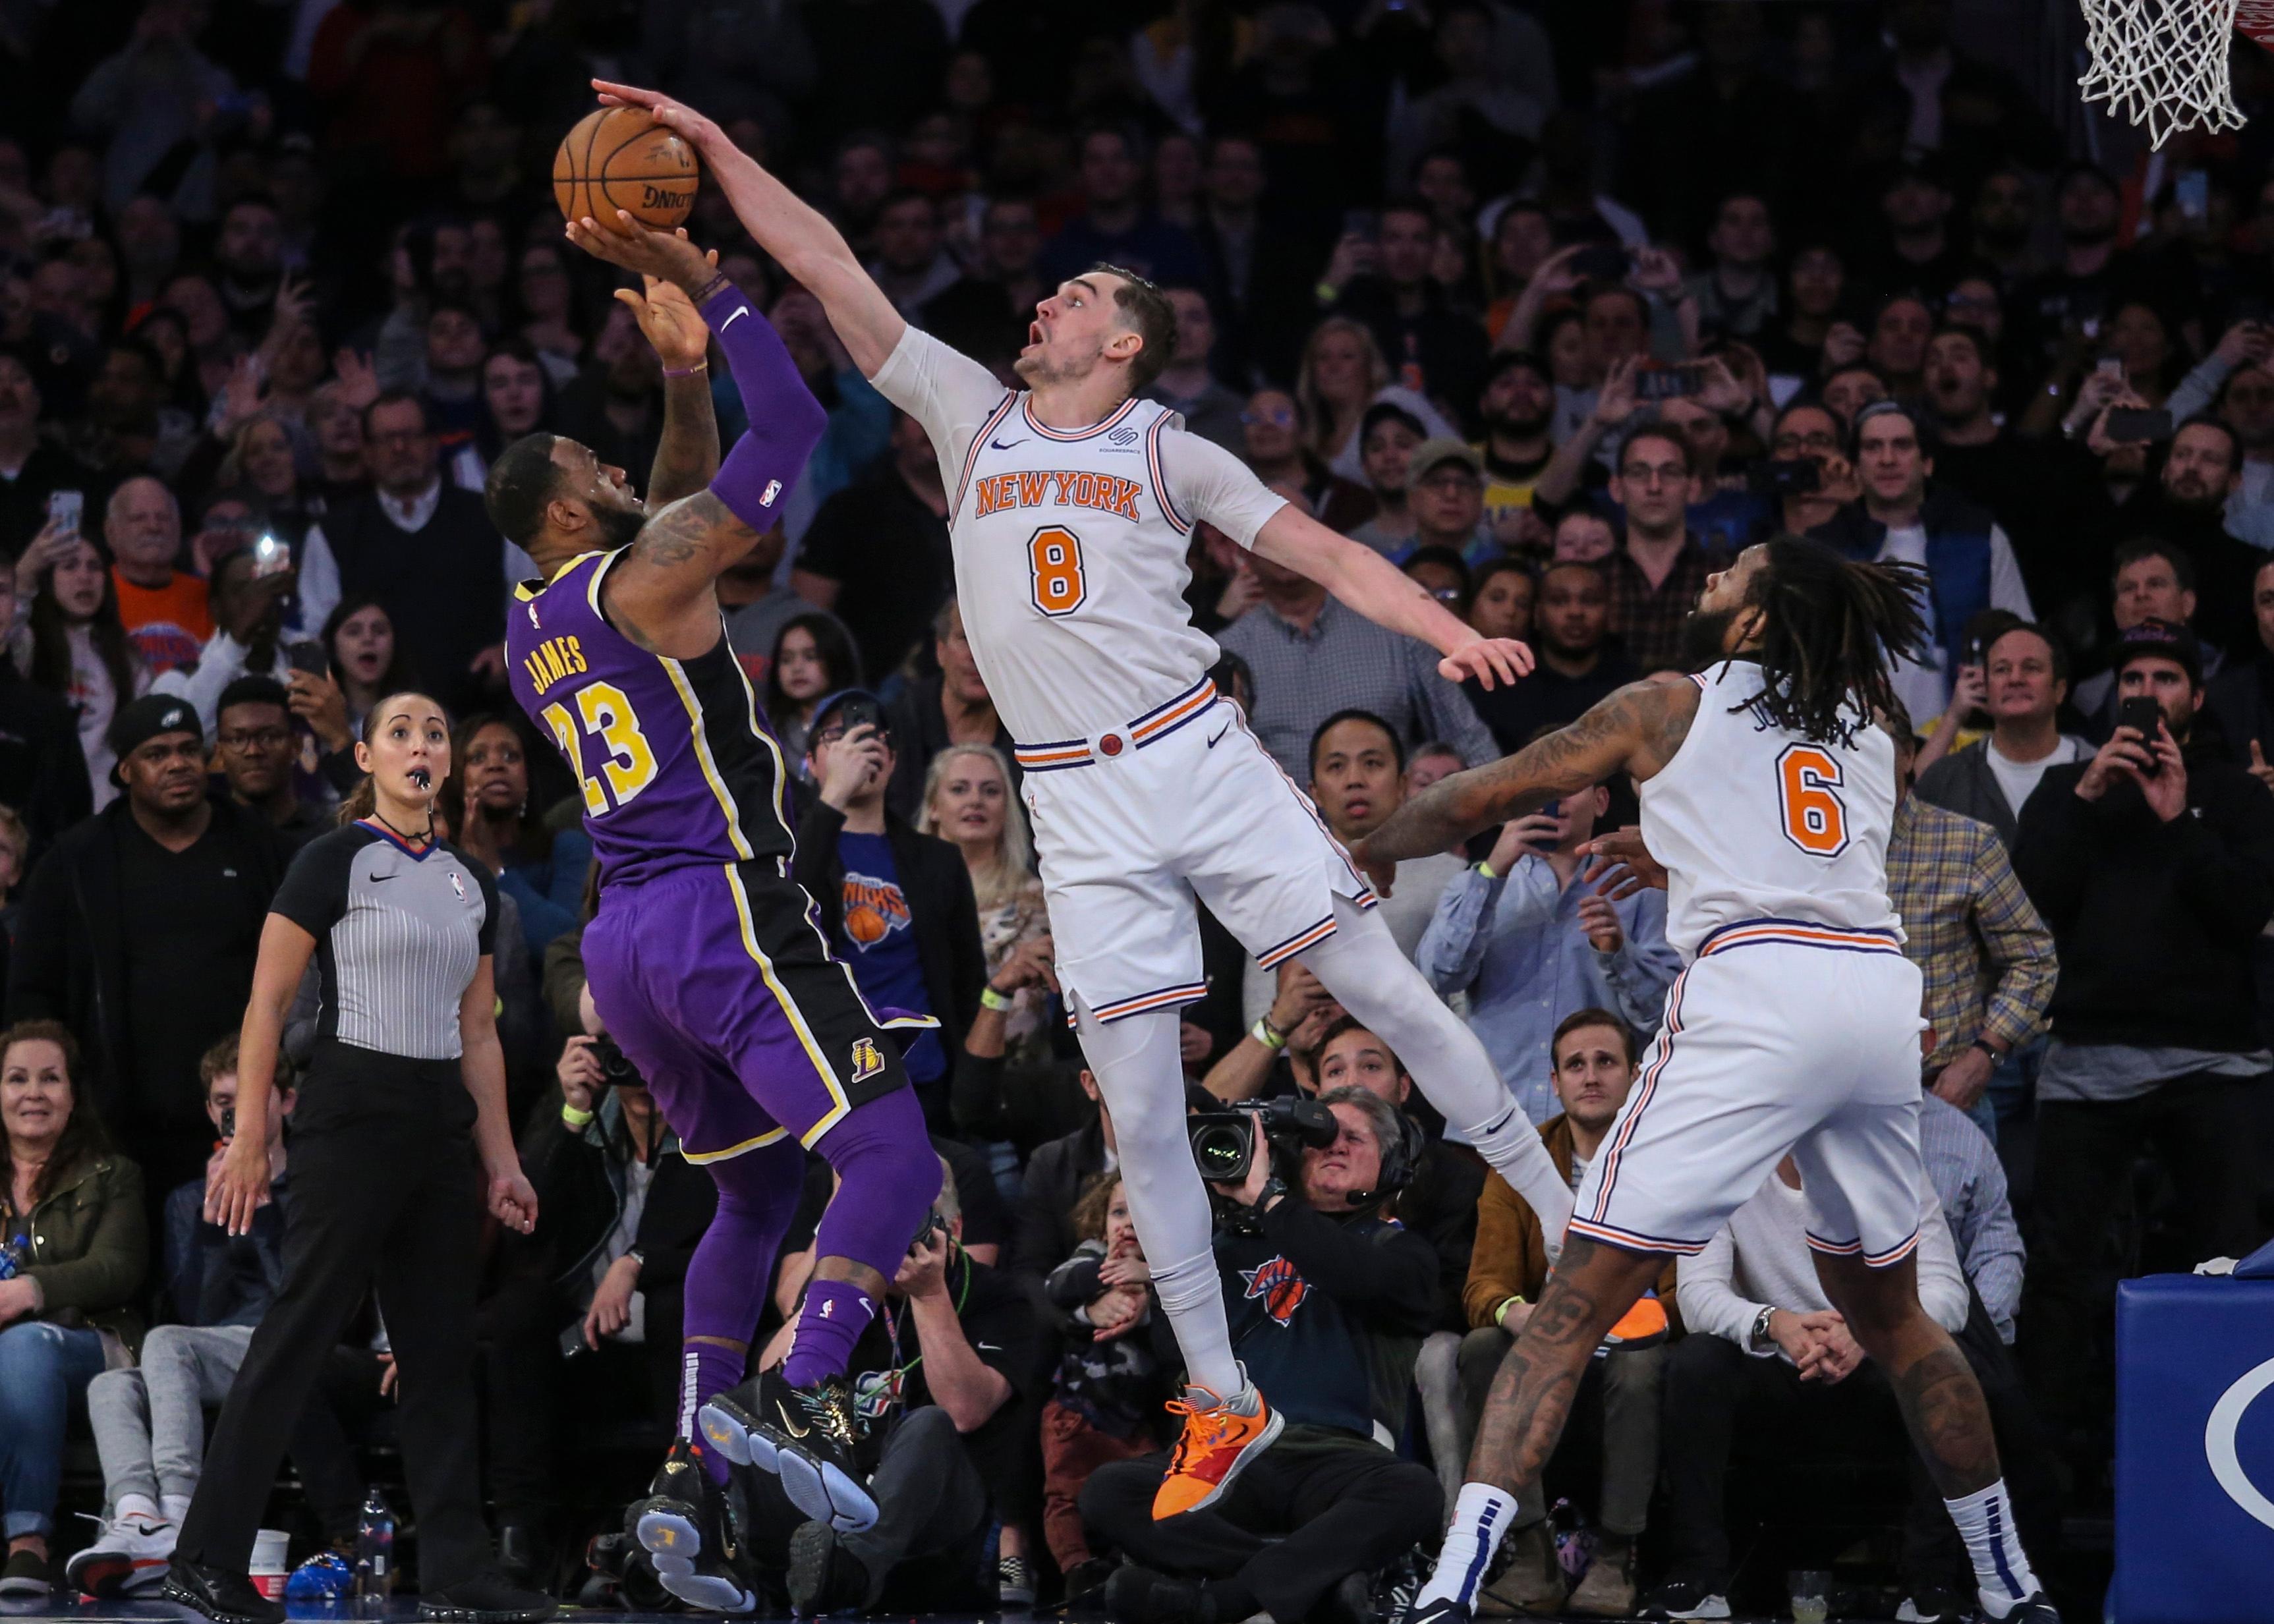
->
xmin=1188 ymin=1098 xmax=1340 ymax=1183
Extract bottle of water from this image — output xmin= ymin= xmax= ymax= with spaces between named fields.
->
xmin=353 ymin=1488 xmax=395 ymax=1610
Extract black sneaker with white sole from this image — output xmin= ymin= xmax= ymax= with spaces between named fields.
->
xmin=414 ymin=1570 xmax=557 ymax=1623
xmin=698 ymin=1369 xmax=877 ymax=1533
xmin=1637 ymin=1577 xmax=1732 ymax=1620
xmin=1396 ymin=1595 xmax=1472 ymax=1624
xmin=2001 ymin=1593 xmax=2065 ymax=1623
xmin=627 ymin=1438 xmax=758 ymax=1613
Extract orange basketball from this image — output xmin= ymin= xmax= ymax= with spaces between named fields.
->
xmin=554 ymin=107 xmax=700 ymax=231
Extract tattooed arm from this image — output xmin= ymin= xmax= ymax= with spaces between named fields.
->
xmin=603 ymin=490 xmax=759 ymax=657
xmin=1357 ymin=679 xmax=1701 ymax=867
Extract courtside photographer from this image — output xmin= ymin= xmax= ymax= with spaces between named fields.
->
xmin=1081 ymin=1086 xmax=1441 ymax=1624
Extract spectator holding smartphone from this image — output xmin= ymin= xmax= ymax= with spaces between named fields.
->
xmin=2012 ymin=620 xmax=2274 ymax=1477
xmin=11 ymin=515 xmax=148 ymax=811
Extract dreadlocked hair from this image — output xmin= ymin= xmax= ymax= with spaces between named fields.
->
xmin=1738 ymin=534 xmax=1929 ymax=747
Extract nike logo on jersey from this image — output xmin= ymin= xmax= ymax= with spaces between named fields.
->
xmin=1207 ymin=720 xmax=1230 ymax=748
xmin=990 ymin=437 xmax=1025 ymax=451
xmin=973 ymin=469 xmax=1145 ymax=522
xmin=722 ymin=306 xmax=749 ymax=329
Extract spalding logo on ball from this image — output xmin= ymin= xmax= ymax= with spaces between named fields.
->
xmin=554 ymin=107 xmax=702 ymax=231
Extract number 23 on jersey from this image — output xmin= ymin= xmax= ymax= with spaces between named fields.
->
xmin=1777 ymin=744 xmax=1849 ymax=856
xmin=542 ymin=681 xmax=658 ymax=816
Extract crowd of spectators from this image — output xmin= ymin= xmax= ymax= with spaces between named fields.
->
xmin=3 ymin=0 xmax=2274 ymax=1617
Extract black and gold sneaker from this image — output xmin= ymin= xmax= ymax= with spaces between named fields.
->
xmin=628 ymin=1439 xmax=758 ymax=1613
xmin=697 ymin=1370 xmax=877 ymax=1532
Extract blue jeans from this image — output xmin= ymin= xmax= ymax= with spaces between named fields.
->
xmin=0 ymin=1320 xmax=107 ymax=1539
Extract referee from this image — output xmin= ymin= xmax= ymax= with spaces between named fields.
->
xmin=163 ymin=692 xmax=554 ymax=1624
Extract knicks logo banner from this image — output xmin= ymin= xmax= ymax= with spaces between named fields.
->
xmin=1241 ymin=1255 xmax=1309 ymax=1326
xmin=841 ymin=872 xmax=912 ymax=949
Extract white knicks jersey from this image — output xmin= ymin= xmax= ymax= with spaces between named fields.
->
xmin=870 ymin=326 xmax=1286 ymax=744
xmin=1639 ymin=659 xmax=1903 ymax=962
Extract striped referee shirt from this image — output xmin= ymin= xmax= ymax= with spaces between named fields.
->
xmin=272 ymin=823 xmax=499 ymax=1061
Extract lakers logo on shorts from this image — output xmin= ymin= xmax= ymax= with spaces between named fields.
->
xmin=849 ymin=1037 xmax=886 ymax=1084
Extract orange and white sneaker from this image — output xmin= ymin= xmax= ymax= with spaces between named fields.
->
xmin=1151 ymin=1382 xmax=1284 ymax=1519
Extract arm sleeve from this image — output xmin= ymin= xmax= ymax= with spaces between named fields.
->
xmin=1986 ymin=526 xmax=2035 ymax=620
xmin=150 ymin=631 xmax=256 ymax=735
xmin=868 ymin=325 xmax=1013 ymax=486
xmin=2167 ymin=773 xmax=2274 ymax=941
xmin=1154 ymin=428 xmax=1291 ymax=547
xmin=697 ymin=279 xmax=831 ymax=531
xmin=26 ymin=1162 xmax=146 ymax=1313
xmin=269 ymin=830 xmax=357 ymax=941
xmin=1462 ymin=1171 xmax=1545 ymax=1329
xmin=2166 ymin=352 xmax=2233 ymax=422
xmin=1914 ymin=1194 xmax=1972 ymax=1335
xmin=473 ymin=861 xmax=502 ymax=961
xmin=1601 ymin=891 xmax=1682 ymax=1030
xmin=1674 ymin=1227 xmax=1769 ymax=1353
xmin=1969 ymin=829 xmax=2057 ymax=1050
xmin=1414 ymin=864 xmax=1504 ymax=995
xmin=1957 ymin=1144 xmax=2026 ymax=1341
xmin=1259 ymin=1200 xmax=1438 ymax=1332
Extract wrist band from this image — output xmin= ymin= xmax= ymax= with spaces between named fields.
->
xmin=561 ymin=1103 xmax=594 ymax=1127
xmin=1970 ymin=1037 xmax=2003 ymax=1063
xmin=1494 ymin=1295 xmax=1526 ymax=1326
xmin=1477 ymin=859 xmax=1499 ymax=880
xmin=980 ymin=986 xmax=1015 ymax=1014
xmin=1251 ymin=1017 xmax=1287 ymax=1052
xmin=663 ymin=362 xmax=708 ymax=379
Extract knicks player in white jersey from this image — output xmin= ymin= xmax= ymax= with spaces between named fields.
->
xmin=1360 ymin=536 xmax=2060 ymax=1624
xmin=591 ymin=78 xmax=1583 ymax=1523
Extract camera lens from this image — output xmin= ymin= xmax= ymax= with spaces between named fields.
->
xmin=1188 ymin=1119 xmax=1251 ymax=1180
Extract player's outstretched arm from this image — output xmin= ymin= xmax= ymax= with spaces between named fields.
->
xmin=592 ymin=81 xmax=907 ymax=378
xmin=570 ymin=211 xmax=826 ymax=657
xmin=564 ymin=215 xmax=721 ymax=505
xmin=1250 ymin=503 xmax=1534 ymax=689
xmin=1358 ymin=679 xmax=1701 ymax=866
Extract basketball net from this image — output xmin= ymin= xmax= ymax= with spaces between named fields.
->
xmin=2078 ymin=0 xmax=2274 ymax=146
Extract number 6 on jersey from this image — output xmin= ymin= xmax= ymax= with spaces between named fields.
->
xmin=1029 ymin=524 xmax=1087 ymax=616
xmin=1777 ymin=743 xmax=1848 ymax=856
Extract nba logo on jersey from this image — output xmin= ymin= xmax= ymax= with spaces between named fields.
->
xmin=760 ymin=478 xmax=782 ymax=507
xmin=449 ymin=872 xmax=467 ymax=901
xmin=848 ymin=1037 xmax=886 ymax=1084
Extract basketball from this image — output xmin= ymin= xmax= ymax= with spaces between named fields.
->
xmin=553 ymin=107 xmax=700 ymax=231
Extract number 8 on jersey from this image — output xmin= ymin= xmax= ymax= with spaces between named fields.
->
xmin=1029 ymin=525 xmax=1087 ymax=616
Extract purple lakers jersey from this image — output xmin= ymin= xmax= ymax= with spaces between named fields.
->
xmin=507 ymin=550 xmax=794 ymax=889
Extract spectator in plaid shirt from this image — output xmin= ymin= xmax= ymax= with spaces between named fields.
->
xmin=1885 ymin=703 xmax=2057 ymax=1139
xmin=1599 ymin=425 xmax=1731 ymax=672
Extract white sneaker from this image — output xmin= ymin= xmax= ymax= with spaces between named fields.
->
xmin=64 ymin=1514 xmax=177 ymax=1597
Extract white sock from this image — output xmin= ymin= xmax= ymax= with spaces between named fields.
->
xmin=1417 ymin=1482 xmax=1520 ymax=1608
xmin=161 ymin=1493 xmax=193 ymax=1527
xmin=1075 ymin=1001 xmax=1244 ymax=1396
xmin=1943 ymin=1480 xmax=2039 ymax=1617
xmin=115 ymin=1494 xmax=161 ymax=1528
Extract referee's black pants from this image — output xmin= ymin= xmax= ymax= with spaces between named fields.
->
xmin=178 ymin=1044 xmax=494 ymax=1590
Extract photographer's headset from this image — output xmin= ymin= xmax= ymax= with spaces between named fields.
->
xmin=1348 ymin=1109 xmax=1428 ymax=1213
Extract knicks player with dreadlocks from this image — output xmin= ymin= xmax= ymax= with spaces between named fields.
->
xmin=1359 ymin=537 xmax=2061 ymax=1624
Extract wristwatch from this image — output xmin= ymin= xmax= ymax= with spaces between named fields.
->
xmin=1749 ymin=1304 xmax=1777 ymax=1352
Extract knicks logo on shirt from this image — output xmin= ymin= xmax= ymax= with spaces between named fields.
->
xmin=972 ymin=470 xmax=1147 ymax=522
xmin=1240 ymin=1256 xmax=1309 ymax=1326
xmin=841 ymin=872 xmax=911 ymax=949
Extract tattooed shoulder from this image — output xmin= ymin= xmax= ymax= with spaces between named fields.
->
xmin=1638 ymin=677 xmax=1700 ymax=771
xmin=627 ymin=490 xmax=753 ymax=569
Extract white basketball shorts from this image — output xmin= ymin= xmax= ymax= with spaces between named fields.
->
xmin=1568 ymin=921 xmax=1930 ymax=1267
xmin=1015 ymin=677 xmax=1375 ymax=1024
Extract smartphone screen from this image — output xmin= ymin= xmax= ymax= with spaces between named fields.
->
xmin=45 ymin=489 xmax=82 ymax=537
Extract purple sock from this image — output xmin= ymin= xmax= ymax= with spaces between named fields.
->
xmin=782 ymin=1280 xmax=879 ymax=1387
xmin=681 ymin=1138 xmax=804 ymax=1481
